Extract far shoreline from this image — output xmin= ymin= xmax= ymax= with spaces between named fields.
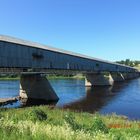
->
xmin=0 ymin=75 xmax=85 ymax=81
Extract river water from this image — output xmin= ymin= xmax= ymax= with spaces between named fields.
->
xmin=0 ymin=78 xmax=140 ymax=119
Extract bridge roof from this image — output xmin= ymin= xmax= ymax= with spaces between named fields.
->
xmin=0 ymin=35 xmax=136 ymax=70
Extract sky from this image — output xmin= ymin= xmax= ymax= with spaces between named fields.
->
xmin=0 ymin=0 xmax=140 ymax=61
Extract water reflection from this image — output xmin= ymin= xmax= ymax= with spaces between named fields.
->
xmin=0 ymin=78 xmax=140 ymax=119
xmin=19 ymin=98 xmax=58 ymax=107
xmin=62 ymin=81 xmax=131 ymax=113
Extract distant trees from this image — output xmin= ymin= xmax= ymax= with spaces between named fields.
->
xmin=116 ymin=59 xmax=140 ymax=67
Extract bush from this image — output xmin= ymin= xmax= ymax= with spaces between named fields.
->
xmin=91 ymin=117 xmax=109 ymax=133
xmin=28 ymin=109 xmax=47 ymax=122
xmin=64 ymin=113 xmax=109 ymax=134
xmin=64 ymin=113 xmax=83 ymax=131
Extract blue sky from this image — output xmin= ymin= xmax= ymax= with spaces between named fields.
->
xmin=0 ymin=0 xmax=140 ymax=61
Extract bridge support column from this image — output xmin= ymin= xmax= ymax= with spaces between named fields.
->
xmin=20 ymin=74 xmax=59 ymax=101
xmin=111 ymin=72 xmax=125 ymax=82
xmin=122 ymin=73 xmax=129 ymax=80
xmin=122 ymin=72 xmax=140 ymax=80
xmin=85 ymin=73 xmax=114 ymax=86
xmin=122 ymin=73 xmax=136 ymax=80
xmin=133 ymin=73 xmax=140 ymax=78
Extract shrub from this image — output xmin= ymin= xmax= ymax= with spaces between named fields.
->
xmin=91 ymin=117 xmax=109 ymax=133
xmin=64 ymin=113 xmax=82 ymax=131
xmin=28 ymin=109 xmax=47 ymax=122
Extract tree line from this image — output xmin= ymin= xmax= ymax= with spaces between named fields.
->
xmin=116 ymin=59 xmax=140 ymax=67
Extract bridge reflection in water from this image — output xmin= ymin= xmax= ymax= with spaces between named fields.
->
xmin=19 ymin=98 xmax=58 ymax=107
xmin=62 ymin=81 xmax=130 ymax=113
xmin=20 ymin=79 xmax=131 ymax=111
xmin=1 ymin=78 xmax=139 ymax=120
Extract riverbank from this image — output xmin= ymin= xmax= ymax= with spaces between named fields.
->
xmin=0 ymin=106 xmax=140 ymax=140
xmin=0 ymin=77 xmax=20 ymax=80
xmin=0 ymin=96 xmax=19 ymax=106
xmin=0 ymin=75 xmax=85 ymax=81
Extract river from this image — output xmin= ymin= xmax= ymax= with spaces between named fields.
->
xmin=0 ymin=78 xmax=140 ymax=119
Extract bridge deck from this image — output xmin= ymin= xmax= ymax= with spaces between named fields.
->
xmin=0 ymin=35 xmax=131 ymax=67
xmin=0 ymin=35 xmax=138 ymax=73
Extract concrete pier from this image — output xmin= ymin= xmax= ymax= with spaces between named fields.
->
xmin=111 ymin=72 xmax=125 ymax=82
xmin=20 ymin=74 xmax=59 ymax=101
xmin=85 ymin=73 xmax=114 ymax=86
xmin=122 ymin=72 xmax=139 ymax=80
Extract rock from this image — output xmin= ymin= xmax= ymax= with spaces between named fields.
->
xmin=0 ymin=96 xmax=19 ymax=106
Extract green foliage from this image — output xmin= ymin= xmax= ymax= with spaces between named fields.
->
xmin=0 ymin=106 xmax=140 ymax=140
xmin=64 ymin=113 xmax=83 ymax=131
xmin=91 ymin=117 xmax=109 ymax=133
xmin=64 ymin=113 xmax=108 ymax=133
xmin=116 ymin=59 xmax=140 ymax=67
xmin=27 ymin=109 xmax=47 ymax=122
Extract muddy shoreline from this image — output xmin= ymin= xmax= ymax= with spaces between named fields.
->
xmin=0 ymin=96 xmax=19 ymax=106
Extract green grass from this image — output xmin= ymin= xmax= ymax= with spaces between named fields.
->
xmin=47 ymin=74 xmax=85 ymax=80
xmin=0 ymin=75 xmax=85 ymax=81
xmin=0 ymin=77 xmax=20 ymax=81
xmin=0 ymin=106 xmax=140 ymax=140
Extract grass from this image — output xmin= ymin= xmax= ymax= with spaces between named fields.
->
xmin=0 ymin=106 xmax=140 ymax=140
xmin=0 ymin=77 xmax=20 ymax=80
xmin=135 ymin=65 xmax=140 ymax=71
xmin=47 ymin=76 xmax=84 ymax=80
xmin=0 ymin=75 xmax=85 ymax=81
